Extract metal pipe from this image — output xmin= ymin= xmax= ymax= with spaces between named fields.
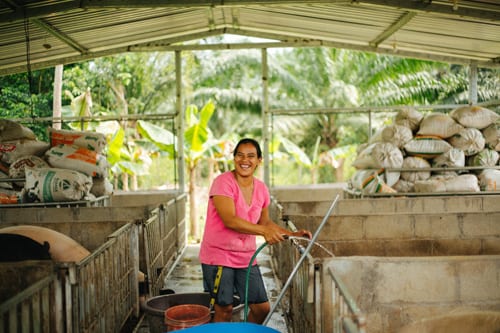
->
xmin=469 ymin=62 xmax=478 ymax=104
xmin=262 ymin=48 xmax=270 ymax=187
xmin=263 ymin=194 xmax=340 ymax=325
xmin=175 ymin=50 xmax=186 ymax=191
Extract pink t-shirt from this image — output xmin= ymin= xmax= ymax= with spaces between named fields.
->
xmin=199 ymin=171 xmax=270 ymax=268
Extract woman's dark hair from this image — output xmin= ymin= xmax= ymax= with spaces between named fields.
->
xmin=233 ymin=138 xmax=262 ymax=159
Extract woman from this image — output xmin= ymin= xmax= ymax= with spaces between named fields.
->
xmin=199 ymin=138 xmax=312 ymax=323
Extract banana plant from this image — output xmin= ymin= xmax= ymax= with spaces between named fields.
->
xmin=61 ymin=87 xmax=93 ymax=130
xmin=274 ymin=135 xmax=320 ymax=183
xmin=272 ymin=134 xmax=356 ymax=183
xmin=136 ymin=100 xmax=218 ymax=241
xmin=97 ymin=121 xmax=153 ymax=191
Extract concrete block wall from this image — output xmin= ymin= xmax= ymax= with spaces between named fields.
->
xmin=327 ymin=255 xmax=500 ymax=333
xmin=0 ymin=190 xmax=181 ymax=251
xmin=110 ymin=189 xmax=181 ymax=208
xmin=271 ymin=185 xmax=500 ymax=332
xmin=0 ymin=206 xmax=142 ymax=250
xmin=274 ymin=191 xmax=500 ymax=256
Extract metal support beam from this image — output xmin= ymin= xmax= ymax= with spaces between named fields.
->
xmin=175 ymin=50 xmax=186 ymax=191
xmin=357 ymin=0 xmax=500 ymax=21
xmin=469 ymin=62 xmax=478 ymax=104
xmin=128 ymin=27 xmax=500 ymax=69
xmin=368 ymin=110 xmax=372 ymax=140
xmin=261 ymin=48 xmax=270 ymax=187
xmin=2 ymin=0 xmax=497 ymax=24
xmin=1 ymin=25 xmax=498 ymax=77
xmin=32 ymin=19 xmax=88 ymax=54
xmin=370 ymin=11 xmax=416 ymax=47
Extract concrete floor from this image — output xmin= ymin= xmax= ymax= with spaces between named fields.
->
xmin=135 ymin=241 xmax=289 ymax=332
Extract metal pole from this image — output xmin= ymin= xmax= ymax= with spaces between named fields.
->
xmin=262 ymin=48 xmax=270 ymax=187
xmin=469 ymin=62 xmax=478 ymax=104
xmin=175 ymin=50 xmax=186 ymax=191
xmin=263 ymin=194 xmax=340 ymax=325
xmin=368 ymin=110 xmax=372 ymax=140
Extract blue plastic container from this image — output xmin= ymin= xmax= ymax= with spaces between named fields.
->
xmin=177 ymin=322 xmax=280 ymax=332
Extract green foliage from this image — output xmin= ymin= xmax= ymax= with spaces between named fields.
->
xmin=136 ymin=120 xmax=176 ymax=155
xmin=139 ymin=155 xmax=177 ymax=189
xmin=183 ymin=100 xmax=218 ymax=168
xmin=63 ymin=53 xmax=177 ymax=116
xmin=280 ymin=136 xmax=313 ymax=167
xmin=184 ymin=101 xmax=215 ymax=153
xmin=107 ymin=126 xmax=125 ymax=165
xmin=1 ymin=42 xmax=498 ymax=189
xmin=0 ymin=69 xmax=55 ymax=140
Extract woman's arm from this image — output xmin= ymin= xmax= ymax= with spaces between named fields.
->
xmin=213 ymin=195 xmax=312 ymax=244
xmin=212 ymin=195 xmax=286 ymax=244
xmin=212 ymin=195 xmax=266 ymax=235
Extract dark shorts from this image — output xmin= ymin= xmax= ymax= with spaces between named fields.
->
xmin=202 ymin=264 xmax=269 ymax=306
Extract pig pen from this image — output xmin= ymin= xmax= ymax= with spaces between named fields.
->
xmin=0 ymin=190 xmax=186 ymax=333
xmin=270 ymin=186 xmax=500 ymax=333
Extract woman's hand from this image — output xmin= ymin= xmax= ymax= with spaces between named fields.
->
xmin=292 ymin=229 xmax=312 ymax=240
xmin=263 ymin=227 xmax=286 ymax=245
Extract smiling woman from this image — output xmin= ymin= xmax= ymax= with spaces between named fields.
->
xmin=198 ymin=137 xmax=312 ymax=324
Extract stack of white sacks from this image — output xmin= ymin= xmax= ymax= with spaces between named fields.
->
xmin=0 ymin=119 xmax=113 ymax=204
xmin=349 ymin=105 xmax=500 ymax=195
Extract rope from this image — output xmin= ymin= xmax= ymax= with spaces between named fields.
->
xmin=23 ymin=11 xmax=34 ymax=118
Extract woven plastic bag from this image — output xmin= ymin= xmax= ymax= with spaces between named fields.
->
xmin=417 ymin=113 xmax=463 ymax=138
xmin=45 ymin=144 xmax=108 ymax=177
xmin=394 ymin=107 xmax=423 ymax=132
xmin=47 ymin=127 xmax=107 ymax=153
xmin=400 ymin=156 xmax=431 ymax=182
xmin=450 ymin=105 xmax=499 ymax=129
xmin=444 ymin=174 xmax=480 ymax=192
xmin=433 ymin=148 xmax=465 ymax=168
xmin=448 ymin=128 xmax=485 ymax=156
xmin=0 ymin=119 xmax=36 ymax=142
xmin=0 ymin=139 xmax=50 ymax=164
xmin=482 ymin=123 xmax=500 ymax=151
xmin=25 ymin=167 xmax=92 ymax=202
xmin=350 ymin=169 xmax=396 ymax=194
xmin=478 ymin=169 xmax=500 ymax=191
xmin=467 ymin=149 xmax=499 ymax=169
xmin=404 ymin=135 xmax=452 ymax=159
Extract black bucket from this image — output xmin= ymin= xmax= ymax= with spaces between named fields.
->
xmin=143 ymin=292 xmax=244 ymax=333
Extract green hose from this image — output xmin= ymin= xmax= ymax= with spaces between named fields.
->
xmin=243 ymin=241 xmax=268 ymax=322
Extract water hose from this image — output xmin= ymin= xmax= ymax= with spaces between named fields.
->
xmin=242 ymin=194 xmax=340 ymax=324
xmin=243 ymin=241 xmax=268 ymax=322
xmin=243 ymin=236 xmax=311 ymax=321
xmin=263 ymin=194 xmax=339 ymax=325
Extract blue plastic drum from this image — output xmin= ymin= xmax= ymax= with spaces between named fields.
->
xmin=177 ymin=322 xmax=280 ymax=332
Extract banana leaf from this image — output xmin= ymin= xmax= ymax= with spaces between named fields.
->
xmin=137 ymin=120 xmax=176 ymax=156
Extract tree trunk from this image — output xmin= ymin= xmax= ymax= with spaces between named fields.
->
xmin=208 ymin=158 xmax=215 ymax=185
xmin=121 ymin=173 xmax=129 ymax=191
xmin=132 ymin=174 xmax=138 ymax=191
xmin=335 ymin=158 xmax=345 ymax=182
xmin=52 ymin=64 xmax=63 ymax=130
xmin=311 ymin=167 xmax=318 ymax=184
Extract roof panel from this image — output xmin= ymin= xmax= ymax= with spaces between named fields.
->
xmin=0 ymin=1 xmax=498 ymax=75
xmin=409 ymin=14 xmax=499 ymax=40
xmin=237 ymin=6 xmax=389 ymax=42
xmin=388 ymin=30 xmax=499 ymax=59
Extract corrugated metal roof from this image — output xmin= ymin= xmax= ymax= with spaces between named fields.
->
xmin=0 ymin=0 xmax=498 ymax=76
